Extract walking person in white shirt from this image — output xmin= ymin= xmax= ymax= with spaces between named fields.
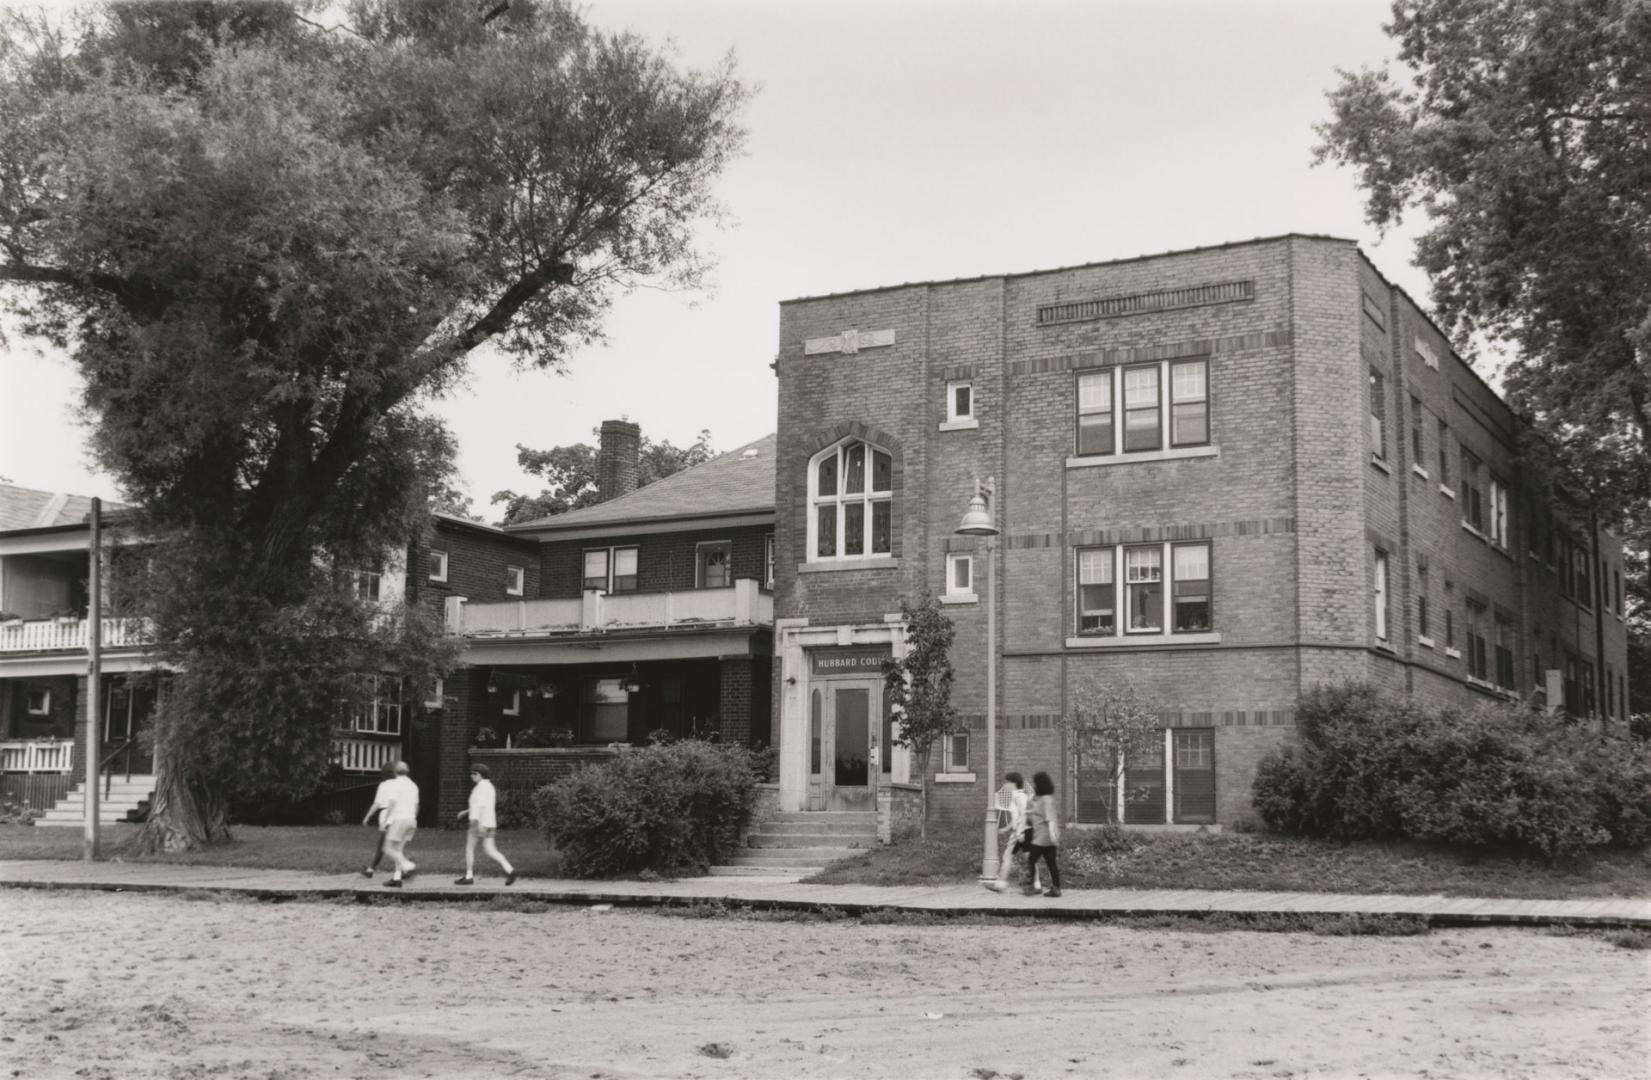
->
xmin=379 ymin=761 xmax=420 ymax=888
xmin=360 ymin=760 xmax=397 ymax=879
xmin=454 ymin=764 xmax=516 ymax=886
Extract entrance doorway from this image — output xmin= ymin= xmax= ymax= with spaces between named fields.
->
xmin=102 ymin=676 xmax=156 ymax=775
xmin=808 ymin=678 xmax=883 ymax=810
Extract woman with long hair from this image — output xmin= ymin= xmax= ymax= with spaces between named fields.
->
xmin=1024 ymin=770 xmax=1062 ymax=897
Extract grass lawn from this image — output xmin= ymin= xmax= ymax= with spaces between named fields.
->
xmin=0 ymin=823 xmax=561 ymax=879
xmin=802 ymin=820 xmax=1651 ymax=900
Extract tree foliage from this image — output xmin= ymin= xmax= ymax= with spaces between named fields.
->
xmin=492 ymin=427 xmax=714 ymax=524
xmin=1061 ymin=680 xmax=1162 ymax=825
xmin=0 ymin=0 xmax=747 ymax=847
xmin=1315 ymin=0 xmax=1650 ymax=531
xmin=882 ymin=591 xmax=959 ymax=835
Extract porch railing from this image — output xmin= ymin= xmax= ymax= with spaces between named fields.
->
xmin=458 ymin=579 xmax=772 ymax=637
xmin=0 ymin=739 xmax=74 ymax=773
xmin=332 ymin=736 xmax=402 ymax=774
xmin=0 ymin=616 xmax=151 ymax=653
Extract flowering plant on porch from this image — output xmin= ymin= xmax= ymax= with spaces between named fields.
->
xmin=473 ymin=726 xmax=501 ymax=748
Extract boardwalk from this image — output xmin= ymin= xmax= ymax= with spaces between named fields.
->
xmin=3 ymin=858 xmax=1646 ymax=928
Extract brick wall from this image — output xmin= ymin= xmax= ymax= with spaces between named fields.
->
xmin=413 ymin=517 xmax=541 ymax=621
xmin=539 ymin=524 xmax=772 ymax=598
xmin=469 ymin=747 xmax=620 ymax=809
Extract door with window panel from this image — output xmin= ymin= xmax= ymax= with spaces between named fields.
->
xmin=1124 ymin=735 xmax=1166 ymax=824
xmin=1172 ymin=729 xmax=1215 ymax=823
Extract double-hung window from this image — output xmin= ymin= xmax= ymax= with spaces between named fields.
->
xmin=1437 ymin=420 xmax=1451 ymax=487
xmin=1373 ymin=550 xmax=1390 ymax=643
xmin=1416 ymin=563 xmax=1430 ymax=641
xmin=809 ymin=440 xmax=893 ymax=560
xmin=351 ymin=675 xmax=403 ymax=736
xmin=1075 ymin=542 xmax=1212 ymax=638
xmin=506 ymin=565 xmax=525 ymax=596
xmin=428 ymin=550 xmax=449 ymax=582
xmin=1488 ymin=477 xmax=1509 ymax=548
xmin=1460 ymin=449 xmax=1484 ymax=531
xmin=1494 ymin=613 xmax=1516 ymax=690
xmin=1465 ymin=600 xmax=1489 ymax=680
xmin=340 ymin=567 xmax=381 ymax=603
xmin=1369 ymin=369 xmax=1387 ymax=461
xmin=764 ymin=534 xmax=775 ymax=587
xmin=583 ymin=546 xmax=639 ymax=593
xmin=946 ymin=381 xmax=974 ymax=423
xmin=1074 ymin=360 xmax=1208 ymax=457
xmin=945 ymin=552 xmax=975 ymax=599
xmin=1410 ymin=397 xmax=1425 ymax=467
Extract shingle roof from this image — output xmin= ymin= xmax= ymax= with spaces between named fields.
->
xmin=0 ymin=482 xmax=123 ymax=532
xmin=506 ymin=434 xmax=775 ymax=533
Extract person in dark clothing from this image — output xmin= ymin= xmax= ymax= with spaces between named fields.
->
xmin=1025 ymin=770 xmax=1062 ymax=898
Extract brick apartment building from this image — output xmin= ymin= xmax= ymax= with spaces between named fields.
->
xmin=771 ymin=234 xmax=1632 ymax=829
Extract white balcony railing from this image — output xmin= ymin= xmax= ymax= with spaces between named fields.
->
xmin=457 ymin=579 xmax=772 ymax=638
xmin=332 ymin=737 xmax=402 ymax=774
xmin=0 ymin=739 xmax=74 ymax=773
xmin=0 ymin=616 xmax=151 ymax=654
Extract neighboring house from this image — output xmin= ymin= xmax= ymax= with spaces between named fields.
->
xmin=771 ymin=234 xmax=1632 ymax=829
xmin=418 ymin=421 xmax=776 ymax=819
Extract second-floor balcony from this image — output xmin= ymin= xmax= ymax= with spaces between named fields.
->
xmin=0 ymin=616 xmax=151 ymax=654
xmin=453 ymin=579 xmax=772 ymax=638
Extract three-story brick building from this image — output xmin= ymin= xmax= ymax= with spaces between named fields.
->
xmin=771 ymin=234 xmax=1631 ymax=828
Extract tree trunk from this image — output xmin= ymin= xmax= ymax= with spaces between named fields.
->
xmin=918 ymin=746 xmax=931 ymax=841
xmin=137 ymin=740 xmax=231 ymax=852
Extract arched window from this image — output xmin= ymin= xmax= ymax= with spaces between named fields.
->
xmin=808 ymin=439 xmax=893 ymax=561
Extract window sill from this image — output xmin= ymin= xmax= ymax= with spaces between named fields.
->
xmin=933 ymin=772 xmax=976 ymax=784
xmin=1065 ymin=631 xmax=1221 ymax=648
xmin=1374 ymin=640 xmax=1396 ymax=654
xmin=1370 ymin=455 xmax=1392 ymax=474
xmin=1066 ymin=445 xmax=1219 ymax=469
xmin=1417 ymin=635 xmax=1435 ymax=649
xmin=1465 ymin=675 xmax=1497 ymax=692
xmin=797 ymin=557 xmax=899 ymax=574
xmin=938 ymin=418 xmax=979 ymax=432
xmin=1411 ymin=464 xmax=1430 ymax=480
xmin=1461 ymin=521 xmax=1487 ymax=542
xmin=1444 ymin=647 xmax=1462 ymax=660
xmin=1438 ymin=484 xmax=1456 ymax=499
xmin=940 ymin=593 xmax=978 ymax=605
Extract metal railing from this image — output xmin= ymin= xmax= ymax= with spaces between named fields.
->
xmin=100 ymin=738 xmax=136 ymax=798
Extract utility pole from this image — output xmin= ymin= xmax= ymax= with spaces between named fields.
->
xmin=83 ymin=498 xmax=101 ymax=861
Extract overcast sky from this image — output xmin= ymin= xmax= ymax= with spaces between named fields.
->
xmin=0 ymin=0 xmax=1439 ymax=518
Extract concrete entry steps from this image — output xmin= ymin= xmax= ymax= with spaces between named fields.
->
xmin=715 ymin=809 xmax=877 ymax=876
xmin=34 ymin=776 xmax=156 ymax=827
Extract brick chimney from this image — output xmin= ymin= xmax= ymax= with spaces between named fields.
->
xmin=596 ymin=420 xmax=641 ymax=503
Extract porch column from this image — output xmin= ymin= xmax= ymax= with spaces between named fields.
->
xmin=435 ymin=668 xmax=484 ymax=823
xmin=718 ymin=657 xmax=753 ymax=747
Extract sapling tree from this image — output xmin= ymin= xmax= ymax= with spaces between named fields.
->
xmin=882 ymin=591 xmax=959 ymax=837
xmin=1061 ymin=680 xmax=1162 ymax=824
xmin=0 ymin=0 xmax=748 ymax=848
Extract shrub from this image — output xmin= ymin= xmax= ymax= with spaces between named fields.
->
xmin=493 ymin=788 xmax=539 ymax=832
xmin=535 ymin=738 xmax=758 ymax=877
xmin=1253 ymin=682 xmax=1651 ymax=858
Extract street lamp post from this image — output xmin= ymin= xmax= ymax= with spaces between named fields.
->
xmin=955 ymin=479 xmax=999 ymax=880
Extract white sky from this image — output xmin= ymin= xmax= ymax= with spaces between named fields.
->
xmin=0 ymin=0 xmax=1440 ymax=518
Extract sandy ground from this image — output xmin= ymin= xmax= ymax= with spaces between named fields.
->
xmin=0 ymin=891 xmax=1646 ymax=1080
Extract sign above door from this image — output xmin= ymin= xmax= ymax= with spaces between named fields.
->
xmin=809 ymin=645 xmax=891 ymax=677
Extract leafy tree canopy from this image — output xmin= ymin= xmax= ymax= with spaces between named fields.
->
xmin=492 ymin=427 xmax=714 ymax=524
xmin=0 ymin=0 xmax=747 ymax=846
xmin=1315 ymin=0 xmax=1650 ymax=531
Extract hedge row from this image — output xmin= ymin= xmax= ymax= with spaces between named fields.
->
xmin=1253 ymin=683 xmax=1651 ymax=858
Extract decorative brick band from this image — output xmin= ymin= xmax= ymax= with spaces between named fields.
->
xmin=939 ymin=364 xmax=976 ymax=381
xmin=960 ymin=710 xmax=1296 ymax=729
xmin=1010 ymin=329 xmax=1290 ymax=377
xmin=1006 ymin=517 xmax=1297 ymax=550
xmin=1036 ymin=280 xmax=1254 ymax=326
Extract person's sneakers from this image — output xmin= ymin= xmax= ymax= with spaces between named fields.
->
xmin=454 ymin=877 xmax=475 ymax=886
xmin=403 ymin=864 xmax=417 ymax=880
xmin=1043 ymin=889 xmax=1063 ymax=898
xmin=983 ymin=880 xmax=1007 ymax=893
xmin=1021 ymin=886 xmax=1041 ymax=896
xmin=361 ymin=868 xmax=374 ymax=879
xmin=504 ymin=870 xmax=517 ymax=886
xmin=383 ymin=878 xmax=403 ymax=888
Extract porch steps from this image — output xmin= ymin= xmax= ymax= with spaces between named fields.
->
xmin=34 ymin=776 xmax=156 ymax=827
xmin=714 ymin=810 xmax=878 ymax=875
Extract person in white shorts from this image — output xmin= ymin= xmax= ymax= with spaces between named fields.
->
xmin=379 ymin=761 xmax=419 ymax=888
xmin=455 ymin=764 xmax=515 ymax=886
xmin=360 ymin=761 xmax=397 ymax=878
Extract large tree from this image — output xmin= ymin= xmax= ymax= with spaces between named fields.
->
xmin=492 ymin=426 xmax=714 ymax=525
xmin=0 ymin=0 xmax=747 ymax=847
xmin=1315 ymin=0 xmax=1650 ymax=718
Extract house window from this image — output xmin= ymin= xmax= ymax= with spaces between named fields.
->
xmin=1461 ymin=449 xmax=1484 ymax=531
xmin=1171 ymin=543 xmax=1211 ymax=632
xmin=1564 ymin=654 xmax=1580 ymax=713
xmin=696 ymin=541 xmax=733 ymax=588
xmin=764 ymin=534 xmax=775 ymax=587
xmin=1494 ymin=614 xmax=1516 ymax=690
xmin=583 ymin=677 xmax=630 ymax=742
xmin=1465 ymin=600 xmax=1489 ymax=680
xmin=1410 ymin=396 xmax=1425 ymax=465
xmin=1416 ymin=564 xmax=1430 ymax=639
xmin=1122 ymin=365 xmax=1162 ymax=451
xmin=429 ymin=549 xmax=449 ymax=583
xmin=1571 ymin=541 xmax=1592 ymax=606
xmin=582 ymin=547 xmax=638 ymax=593
xmin=1369 ymin=368 xmax=1387 ymax=460
xmin=1445 ymin=606 xmax=1455 ymax=650
xmin=1173 ymin=728 xmax=1216 ymax=823
xmin=946 ymin=381 xmax=974 ymax=423
xmin=1488 ymin=478 xmax=1509 ymax=548
xmin=1076 ymin=371 xmax=1114 ymax=455
xmin=506 ymin=565 xmax=525 ymax=596
xmin=1169 ymin=360 xmax=1209 ymax=446
xmin=809 ymin=440 xmax=893 ymax=561
xmin=1580 ymin=657 xmax=1596 ymax=716
xmin=351 ymin=675 xmax=403 ymax=735
xmin=943 ymin=731 xmax=970 ymax=773
xmin=26 ymin=688 xmax=51 ymax=716
xmin=341 ymin=568 xmax=381 ymax=602
xmin=1076 ymin=547 xmax=1116 ymax=635
xmin=1125 ymin=546 xmax=1164 ymax=631
xmin=1436 ymin=420 xmax=1451 ymax=486
xmin=1373 ymin=550 xmax=1390 ymax=642
xmin=945 ymin=552 xmax=974 ymax=598
xmin=424 ymin=677 xmax=444 ymax=710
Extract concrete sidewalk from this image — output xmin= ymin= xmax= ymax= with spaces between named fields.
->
xmin=3 ymin=858 xmax=1647 ymax=929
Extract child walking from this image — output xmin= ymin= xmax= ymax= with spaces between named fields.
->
xmin=454 ymin=764 xmax=516 ymax=886
xmin=1025 ymin=770 xmax=1062 ymax=898
xmin=985 ymin=771 xmax=1032 ymax=893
